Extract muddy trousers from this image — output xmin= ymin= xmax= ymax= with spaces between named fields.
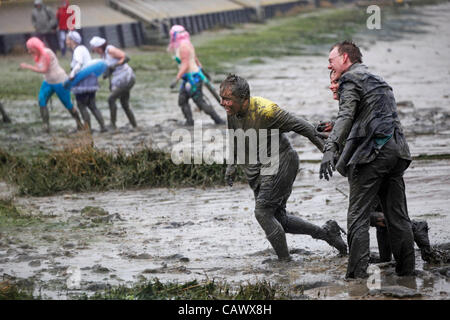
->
xmin=375 ymin=220 xmax=431 ymax=262
xmin=178 ymin=85 xmax=224 ymax=126
xmin=252 ymin=149 xmax=329 ymax=260
xmin=108 ymin=79 xmax=137 ymax=128
xmin=0 ymin=102 xmax=11 ymax=123
xmin=75 ymin=92 xmax=106 ymax=131
xmin=255 ymin=207 xmax=332 ymax=260
xmin=39 ymin=106 xmax=83 ymax=132
xmin=346 ymin=139 xmax=415 ymax=278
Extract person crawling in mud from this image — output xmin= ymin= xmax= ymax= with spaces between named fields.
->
xmin=168 ymin=25 xmax=225 ymax=126
xmin=321 ymin=40 xmax=415 ymax=279
xmin=19 ymin=37 xmax=83 ymax=133
xmin=220 ymin=74 xmax=348 ymax=262
xmin=0 ymin=102 xmax=11 ymax=123
xmin=321 ymin=69 xmax=444 ymax=265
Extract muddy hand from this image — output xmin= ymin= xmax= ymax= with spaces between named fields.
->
xmin=319 ymin=150 xmax=336 ymax=180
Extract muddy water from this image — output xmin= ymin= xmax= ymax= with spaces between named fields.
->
xmin=1 ymin=159 xmax=449 ymax=299
xmin=1 ymin=3 xmax=450 ymax=299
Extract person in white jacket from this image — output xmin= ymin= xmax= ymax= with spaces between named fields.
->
xmin=66 ymin=31 xmax=106 ymax=132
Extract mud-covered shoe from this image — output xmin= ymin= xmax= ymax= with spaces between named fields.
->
xmin=322 ymin=220 xmax=348 ymax=255
xmin=412 ymin=220 xmax=432 ymax=262
xmin=421 ymin=247 xmax=449 ymax=264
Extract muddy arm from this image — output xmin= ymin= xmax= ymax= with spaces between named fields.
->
xmin=268 ymin=106 xmax=324 ymax=152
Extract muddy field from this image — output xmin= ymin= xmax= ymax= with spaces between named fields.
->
xmin=0 ymin=3 xmax=449 ymax=299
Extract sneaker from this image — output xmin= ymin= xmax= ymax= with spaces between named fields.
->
xmin=322 ymin=220 xmax=348 ymax=255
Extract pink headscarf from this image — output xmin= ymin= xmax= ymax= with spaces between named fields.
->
xmin=167 ymin=25 xmax=191 ymax=52
xmin=26 ymin=37 xmax=49 ymax=63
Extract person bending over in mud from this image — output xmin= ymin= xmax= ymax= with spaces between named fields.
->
xmin=66 ymin=31 xmax=107 ymax=133
xmin=221 ymin=74 xmax=347 ymax=262
xmin=0 ymin=102 xmax=11 ymax=123
xmin=318 ymin=70 xmax=441 ymax=264
xmin=321 ymin=41 xmax=415 ymax=279
xmin=20 ymin=37 xmax=83 ymax=133
xmin=90 ymin=36 xmax=137 ymax=130
xmin=168 ymin=25 xmax=225 ymax=126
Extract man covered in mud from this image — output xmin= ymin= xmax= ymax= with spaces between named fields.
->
xmin=168 ymin=25 xmax=225 ymax=126
xmin=321 ymin=41 xmax=415 ymax=278
xmin=221 ymin=74 xmax=347 ymax=262
xmin=323 ymin=69 xmax=436 ymax=264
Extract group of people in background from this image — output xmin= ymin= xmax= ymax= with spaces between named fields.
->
xmin=6 ymin=19 xmax=223 ymax=133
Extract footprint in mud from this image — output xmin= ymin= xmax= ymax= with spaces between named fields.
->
xmin=289 ymin=248 xmax=313 ymax=256
xmin=120 ymin=252 xmax=152 ymax=260
xmin=261 ymin=257 xmax=303 ymax=267
xmin=163 ymin=253 xmax=190 ymax=262
xmin=91 ymin=264 xmax=112 ymax=274
xmin=294 ymin=281 xmax=332 ymax=291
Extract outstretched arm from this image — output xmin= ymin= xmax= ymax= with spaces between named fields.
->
xmin=324 ymin=79 xmax=359 ymax=154
xmin=267 ymin=105 xmax=324 ymax=152
xmin=320 ymin=78 xmax=360 ymax=180
xmin=20 ymin=55 xmax=50 ymax=74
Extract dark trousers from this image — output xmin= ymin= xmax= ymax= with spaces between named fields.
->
xmin=178 ymin=81 xmax=223 ymax=125
xmin=251 ymin=149 xmax=328 ymax=259
xmin=108 ymin=78 xmax=137 ymax=128
xmin=346 ymin=138 xmax=415 ymax=278
xmin=75 ymin=91 xmax=105 ymax=130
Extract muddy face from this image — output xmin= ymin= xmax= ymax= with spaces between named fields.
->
xmin=220 ymin=86 xmax=245 ymax=116
xmin=329 ymin=70 xmax=340 ymax=101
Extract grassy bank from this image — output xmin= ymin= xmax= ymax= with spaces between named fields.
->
xmin=0 ymin=281 xmax=36 ymax=300
xmin=78 ymin=278 xmax=297 ymax=300
xmin=0 ymin=278 xmax=299 ymax=300
xmin=0 ymin=198 xmax=43 ymax=227
xmin=0 ymin=145 xmax=245 ymax=197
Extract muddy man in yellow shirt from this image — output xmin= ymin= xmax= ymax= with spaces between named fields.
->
xmin=220 ymin=74 xmax=347 ymax=261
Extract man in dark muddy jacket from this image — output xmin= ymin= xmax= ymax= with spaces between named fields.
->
xmin=321 ymin=41 xmax=415 ymax=278
xmin=221 ymin=74 xmax=347 ymax=262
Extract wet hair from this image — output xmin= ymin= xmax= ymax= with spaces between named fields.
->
xmin=220 ymin=74 xmax=250 ymax=102
xmin=330 ymin=40 xmax=363 ymax=64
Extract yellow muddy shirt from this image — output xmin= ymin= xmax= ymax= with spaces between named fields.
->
xmin=227 ymin=96 xmax=324 ymax=185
